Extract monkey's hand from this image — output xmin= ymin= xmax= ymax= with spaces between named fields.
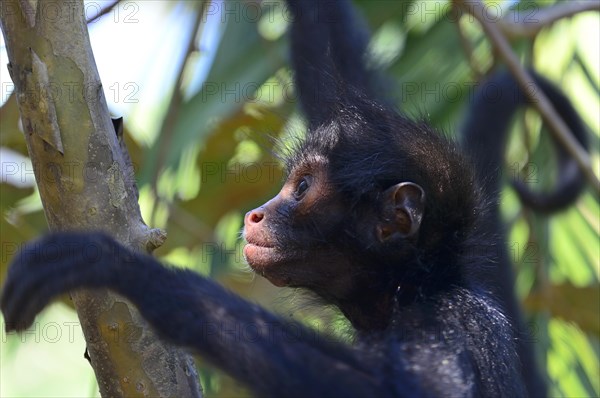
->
xmin=0 ymin=232 xmax=134 ymax=332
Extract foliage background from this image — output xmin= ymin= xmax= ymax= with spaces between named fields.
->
xmin=0 ymin=0 xmax=598 ymax=397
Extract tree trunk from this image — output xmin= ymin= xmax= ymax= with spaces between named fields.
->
xmin=0 ymin=1 xmax=203 ymax=396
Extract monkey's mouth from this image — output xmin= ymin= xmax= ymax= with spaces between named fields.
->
xmin=243 ymin=242 xmax=291 ymax=287
xmin=243 ymin=242 xmax=276 ymax=267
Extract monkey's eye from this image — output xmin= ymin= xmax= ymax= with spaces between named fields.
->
xmin=294 ymin=176 xmax=311 ymax=200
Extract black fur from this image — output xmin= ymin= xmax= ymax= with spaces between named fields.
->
xmin=462 ymin=70 xmax=588 ymax=213
xmin=1 ymin=1 xmax=588 ymax=397
xmin=460 ymin=70 xmax=588 ymax=397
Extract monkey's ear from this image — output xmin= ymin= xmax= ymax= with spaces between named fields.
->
xmin=377 ymin=182 xmax=425 ymax=241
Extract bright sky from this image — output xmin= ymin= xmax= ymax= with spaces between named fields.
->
xmin=0 ymin=0 xmax=223 ymax=188
xmin=0 ymin=0 xmax=222 ymax=136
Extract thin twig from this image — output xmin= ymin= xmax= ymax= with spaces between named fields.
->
xmin=455 ymin=0 xmax=600 ymax=196
xmin=455 ymin=12 xmax=484 ymax=80
xmin=150 ymin=0 xmax=210 ymax=224
xmin=501 ymin=1 xmax=600 ymax=39
xmin=87 ymin=0 xmax=121 ymax=24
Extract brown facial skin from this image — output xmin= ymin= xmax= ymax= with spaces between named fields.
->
xmin=243 ymin=158 xmax=425 ymax=330
xmin=243 ymin=158 xmax=351 ymax=292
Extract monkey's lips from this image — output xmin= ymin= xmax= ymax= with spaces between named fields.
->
xmin=243 ymin=242 xmax=290 ymax=287
xmin=243 ymin=242 xmax=275 ymax=265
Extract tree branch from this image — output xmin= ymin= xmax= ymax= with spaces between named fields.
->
xmin=501 ymin=1 xmax=600 ymax=39
xmin=455 ymin=0 xmax=600 ymax=196
xmin=0 ymin=1 xmax=202 ymax=396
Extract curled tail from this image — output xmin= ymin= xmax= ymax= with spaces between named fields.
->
xmin=462 ymin=70 xmax=588 ymax=212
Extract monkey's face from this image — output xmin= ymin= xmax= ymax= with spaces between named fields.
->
xmin=242 ymin=154 xmax=425 ymax=301
xmin=242 ymin=158 xmax=356 ymax=295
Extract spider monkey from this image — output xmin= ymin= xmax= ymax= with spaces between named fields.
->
xmin=1 ymin=1 xmax=588 ymax=397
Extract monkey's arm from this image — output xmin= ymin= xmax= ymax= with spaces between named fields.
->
xmin=288 ymin=0 xmax=388 ymax=126
xmin=0 ymin=233 xmax=394 ymax=398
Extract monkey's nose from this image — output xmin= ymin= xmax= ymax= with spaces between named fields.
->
xmin=244 ymin=208 xmax=265 ymax=225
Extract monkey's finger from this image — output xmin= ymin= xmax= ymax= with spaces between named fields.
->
xmin=1 ymin=233 xmax=78 ymax=310
xmin=1 ymin=275 xmax=45 ymax=332
xmin=1 ymin=252 xmax=73 ymax=332
xmin=1 ymin=232 xmax=114 ymax=332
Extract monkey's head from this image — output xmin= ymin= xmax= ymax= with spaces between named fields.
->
xmin=243 ymin=99 xmax=479 ymax=312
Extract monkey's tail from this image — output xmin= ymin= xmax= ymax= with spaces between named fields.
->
xmin=461 ymin=70 xmax=588 ymax=213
